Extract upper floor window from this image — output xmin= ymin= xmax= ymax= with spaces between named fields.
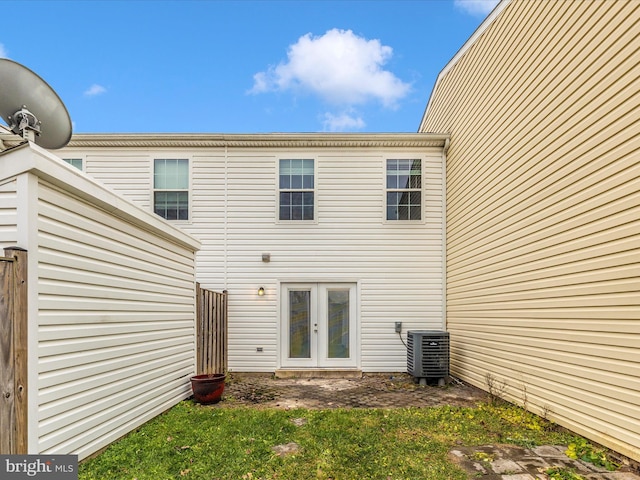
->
xmin=63 ymin=158 xmax=83 ymax=170
xmin=386 ymin=159 xmax=422 ymax=221
xmin=279 ymin=159 xmax=314 ymax=221
xmin=154 ymin=159 xmax=189 ymax=220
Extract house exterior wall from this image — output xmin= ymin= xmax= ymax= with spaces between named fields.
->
xmin=85 ymin=153 xmax=153 ymax=207
xmin=58 ymin=134 xmax=448 ymax=373
xmin=420 ymin=0 xmax=640 ymax=461
xmin=0 ymin=178 xmax=18 ymax=247
xmin=0 ymin=144 xmax=199 ymax=460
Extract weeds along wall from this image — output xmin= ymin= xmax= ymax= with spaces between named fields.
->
xmin=0 ymin=143 xmax=200 ymax=460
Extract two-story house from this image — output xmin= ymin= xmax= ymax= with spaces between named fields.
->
xmin=56 ymin=133 xmax=449 ymax=376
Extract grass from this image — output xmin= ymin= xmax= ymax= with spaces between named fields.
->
xmin=79 ymin=401 xmax=579 ymax=480
xmin=545 ymin=467 xmax=586 ymax=480
xmin=566 ymin=437 xmax=619 ymax=471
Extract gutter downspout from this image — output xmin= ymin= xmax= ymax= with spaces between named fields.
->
xmin=224 ymin=145 xmax=228 ymax=290
xmin=442 ymin=137 xmax=449 ymax=331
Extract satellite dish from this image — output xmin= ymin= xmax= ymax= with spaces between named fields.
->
xmin=0 ymin=58 xmax=72 ymax=149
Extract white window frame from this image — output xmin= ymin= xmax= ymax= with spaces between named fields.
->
xmin=384 ymin=158 xmax=425 ymax=223
xmin=277 ymin=158 xmax=317 ymax=223
xmin=62 ymin=157 xmax=84 ymax=171
xmin=152 ymin=157 xmax=191 ymax=222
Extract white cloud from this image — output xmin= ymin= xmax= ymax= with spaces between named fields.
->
xmin=0 ymin=43 xmax=8 ymax=58
xmin=321 ymin=111 xmax=366 ymax=132
xmin=84 ymin=84 xmax=107 ymax=97
xmin=250 ymin=29 xmax=411 ymax=108
xmin=454 ymin=0 xmax=500 ymax=16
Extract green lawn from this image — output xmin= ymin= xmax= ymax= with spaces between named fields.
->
xmin=79 ymin=402 xmax=578 ymax=480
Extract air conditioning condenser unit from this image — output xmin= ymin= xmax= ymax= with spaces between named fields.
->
xmin=407 ymin=330 xmax=449 ymax=386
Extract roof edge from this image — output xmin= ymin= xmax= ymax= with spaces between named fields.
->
xmin=418 ymin=0 xmax=512 ymax=132
xmin=20 ymin=132 xmax=451 ymax=149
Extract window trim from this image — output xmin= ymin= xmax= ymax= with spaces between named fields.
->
xmin=62 ymin=157 xmax=84 ymax=172
xmin=383 ymin=157 xmax=425 ymax=224
xmin=276 ymin=157 xmax=317 ymax=224
xmin=152 ymin=157 xmax=192 ymax=222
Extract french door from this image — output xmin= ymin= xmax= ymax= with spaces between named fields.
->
xmin=281 ymin=283 xmax=357 ymax=368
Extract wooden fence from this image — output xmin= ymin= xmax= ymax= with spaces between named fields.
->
xmin=0 ymin=247 xmax=28 ymax=454
xmin=196 ymin=284 xmax=228 ymax=375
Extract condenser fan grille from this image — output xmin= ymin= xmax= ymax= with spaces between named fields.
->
xmin=407 ymin=331 xmax=449 ymax=380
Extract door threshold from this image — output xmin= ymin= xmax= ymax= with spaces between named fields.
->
xmin=275 ymin=369 xmax=362 ymax=379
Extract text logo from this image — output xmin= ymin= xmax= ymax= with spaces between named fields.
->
xmin=1 ymin=455 xmax=77 ymax=479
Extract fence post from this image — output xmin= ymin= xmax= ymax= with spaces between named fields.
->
xmin=0 ymin=247 xmax=28 ymax=454
xmin=196 ymin=282 xmax=202 ymax=375
xmin=221 ymin=290 xmax=228 ymax=374
xmin=0 ymin=255 xmax=15 ymax=454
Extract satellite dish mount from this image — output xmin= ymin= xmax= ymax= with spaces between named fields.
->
xmin=8 ymin=105 xmax=42 ymax=142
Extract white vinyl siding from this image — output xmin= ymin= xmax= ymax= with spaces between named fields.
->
xmin=36 ymin=180 xmax=196 ymax=458
xmin=84 ymin=154 xmax=152 ymax=208
xmin=1 ymin=144 xmax=199 ymax=460
xmin=189 ymin=154 xmax=227 ymax=288
xmin=60 ymin=136 xmax=447 ymax=374
xmin=209 ymin=150 xmax=444 ymax=372
xmin=0 ymin=178 xmax=18 ymax=248
xmin=421 ymin=0 xmax=640 ymax=462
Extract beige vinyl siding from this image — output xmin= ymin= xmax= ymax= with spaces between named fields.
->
xmin=0 ymin=178 xmax=18 ymax=248
xmin=421 ymin=0 xmax=639 ymax=461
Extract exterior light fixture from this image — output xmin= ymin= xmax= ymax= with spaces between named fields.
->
xmin=258 ymin=287 xmax=265 ymax=296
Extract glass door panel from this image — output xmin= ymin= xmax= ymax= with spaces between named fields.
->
xmin=289 ymin=290 xmax=311 ymax=359
xmin=327 ymin=289 xmax=349 ymax=359
xmin=281 ymin=285 xmax=316 ymax=368
xmin=319 ymin=284 xmax=357 ymax=367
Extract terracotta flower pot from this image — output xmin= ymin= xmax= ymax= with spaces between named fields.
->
xmin=190 ymin=374 xmax=226 ymax=404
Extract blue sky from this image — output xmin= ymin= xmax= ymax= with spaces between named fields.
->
xmin=0 ymin=0 xmax=498 ymax=134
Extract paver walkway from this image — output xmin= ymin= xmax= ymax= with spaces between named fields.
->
xmin=224 ymin=373 xmax=483 ymax=409
xmin=219 ymin=374 xmax=639 ymax=480
xmin=450 ymin=444 xmax=640 ymax=480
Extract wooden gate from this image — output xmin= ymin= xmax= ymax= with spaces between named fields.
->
xmin=196 ymin=284 xmax=227 ymax=375
xmin=0 ymin=247 xmax=28 ymax=454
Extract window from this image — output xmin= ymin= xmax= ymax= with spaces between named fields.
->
xmin=386 ymin=159 xmax=422 ymax=221
xmin=63 ymin=158 xmax=83 ymax=170
xmin=154 ymin=159 xmax=189 ymax=220
xmin=279 ymin=159 xmax=314 ymax=221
